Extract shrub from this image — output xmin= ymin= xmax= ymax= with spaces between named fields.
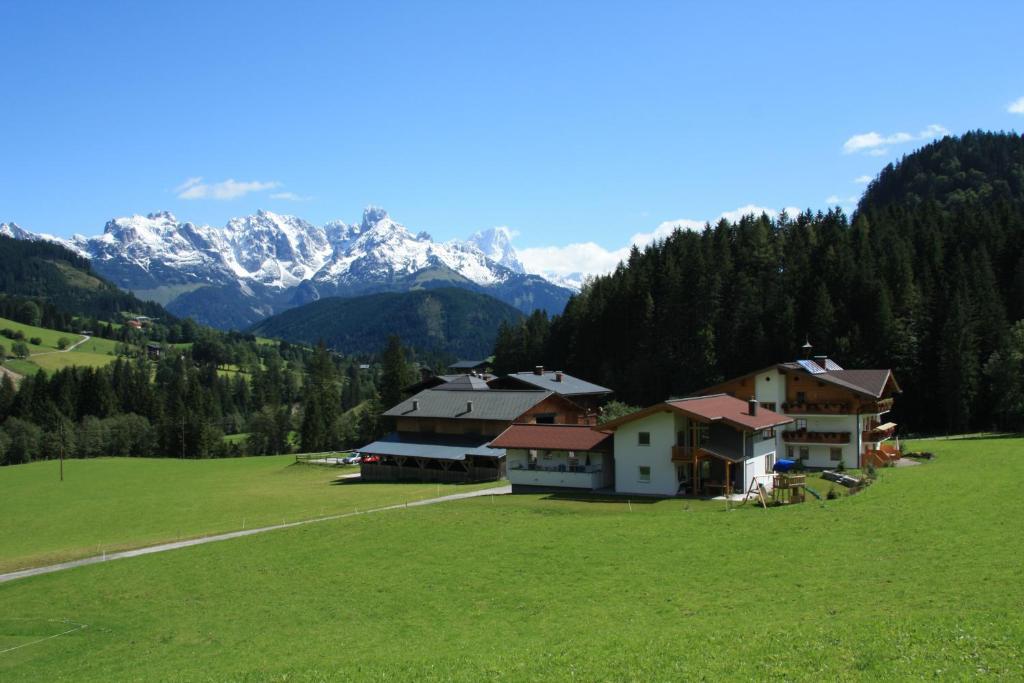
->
xmin=57 ymin=337 xmax=71 ymax=350
xmin=826 ymin=486 xmax=840 ymax=500
xmin=29 ymin=337 xmax=43 ymax=346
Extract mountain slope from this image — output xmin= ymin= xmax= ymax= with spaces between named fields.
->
xmin=0 ymin=235 xmax=167 ymax=320
xmin=4 ymin=208 xmax=573 ymax=330
xmin=250 ymin=287 xmax=523 ymax=357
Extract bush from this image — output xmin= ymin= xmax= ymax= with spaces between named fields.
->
xmin=826 ymin=486 xmax=840 ymax=500
xmin=57 ymin=337 xmax=71 ymax=350
xmin=29 ymin=337 xmax=43 ymax=346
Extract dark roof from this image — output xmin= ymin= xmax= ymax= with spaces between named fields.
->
xmin=432 ymin=375 xmax=491 ymax=391
xmin=502 ymin=371 xmax=612 ymax=396
xmin=489 ymin=424 xmax=612 ymax=451
xmin=449 ymin=359 xmax=489 ymax=370
xmin=601 ymin=394 xmax=792 ymax=432
xmin=778 ymin=362 xmax=897 ymax=397
xmin=358 ymin=433 xmax=504 ymax=460
xmin=384 ymin=388 xmax=552 ymax=421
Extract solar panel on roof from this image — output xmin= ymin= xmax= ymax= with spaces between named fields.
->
xmin=797 ymin=359 xmax=826 ymax=374
xmin=823 ymin=359 xmax=844 ymax=371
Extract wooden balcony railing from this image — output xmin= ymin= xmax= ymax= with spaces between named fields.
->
xmin=862 ymin=397 xmax=894 ymax=414
xmin=782 ymin=430 xmax=850 ymax=444
xmin=783 ymin=401 xmax=852 ymax=415
xmin=863 ymin=423 xmax=896 ymax=442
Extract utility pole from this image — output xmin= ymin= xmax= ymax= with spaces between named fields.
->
xmin=59 ymin=420 xmax=64 ymax=482
xmin=181 ymin=414 xmax=186 ymax=459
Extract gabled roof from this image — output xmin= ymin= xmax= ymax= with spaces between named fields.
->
xmin=449 ymin=359 xmax=489 ymax=370
xmin=777 ymin=362 xmax=898 ymax=397
xmin=500 ymin=371 xmax=612 ymax=396
xmin=432 ymin=375 xmax=491 ymax=391
xmin=600 ymin=394 xmax=793 ymax=432
xmin=489 ymin=424 xmax=612 ymax=451
xmin=358 ymin=433 xmax=504 ymax=460
xmin=384 ymin=388 xmax=553 ymax=421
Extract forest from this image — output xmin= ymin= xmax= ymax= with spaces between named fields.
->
xmin=494 ymin=132 xmax=1024 ymax=434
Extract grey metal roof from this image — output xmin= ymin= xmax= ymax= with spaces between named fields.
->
xmin=449 ymin=359 xmax=489 ymax=369
xmin=432 ymin=375 xmax=491 ymax=391
xmin=384 ymin=388 xmax=552 ymax=421
xmin=358 ymin=433 xmax=505 ymax=460
xmin=504 ymin=371 xmax=612 ymax=396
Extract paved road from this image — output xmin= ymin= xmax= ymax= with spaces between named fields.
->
xmin=0 ymin=484 xmax=511 ymax=585
xmin=29 ymin=334 xmax=91 ymax=357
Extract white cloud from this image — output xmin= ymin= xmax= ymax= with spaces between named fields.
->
xmin=842 ymin=124 xmax=949 ymax=155
xmin=854 ymin=175 xmax=873 ymax=184
xmin=176 ymin=177 xmax=280 ymax=200
xmin=516 ymin=204 xmax=798 ymax=281
xmin=826 ymin=194 xmax=859 ymax=206
xmin=270 ymin=191 xmax=312 ymax=202
xmin=1009 ymin=97 xmax=1024 ymax=114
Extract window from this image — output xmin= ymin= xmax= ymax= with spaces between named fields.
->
xmin=796 ymin=391 xmax=806 ymax=403
xmin=638 ymin=431 xmax=651 ymax=446
xmin=795 ymin=419 xmax=807 ymax=431
xmin=762 ymin=402 xmax=777 ymax=412
xmin=798 ymin=447 xmax=809 ymax=461
xmin=534 ymin=413 xmax=556 ymax=425
xmin=830 ymin=447 xmax=842 ymax=462
xmin=787 ymin=446 xmax=794 ymax=459
xmin=765 ymin=453 xmax=776 ymax=471
xmin=760 ymin=427 xmax=775 ymax=439
xmin=638 ymin=466 xmax=651 ymax=482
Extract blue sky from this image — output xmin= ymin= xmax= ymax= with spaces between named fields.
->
xmin=2 ymin=1 xmax=1023 ymax=276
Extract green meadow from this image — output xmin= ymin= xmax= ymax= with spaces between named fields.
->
xmin=0 ymin=316 xmax=83 ymax=353
xmin=0 ymin=456 xmax=495 ymax=573
xmin=1 ymin=438 xmax=1022 ymax=680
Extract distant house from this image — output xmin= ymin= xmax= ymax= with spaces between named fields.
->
xmin=599 ymin=395 xmax=792 ymax=497
xmin=491 ymin=424 xmax=614 ymax=492
xmin=358 ymin=387 xmax=587 ymax=483
xmin=127 ymin=319 xmax=143 ymax=330
xmin=146 ymin=342 xmax=162 ymax=360
xmin=697 ymin=350 xmax=901 ymax=469
xmin=489 ymin=366 xmax=613 ymax=412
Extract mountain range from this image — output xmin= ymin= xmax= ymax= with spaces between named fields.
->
xmin=1 ymin=207 xmax=572 ymax=330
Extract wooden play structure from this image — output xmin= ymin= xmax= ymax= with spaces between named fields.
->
xmin=743 ymin=472 xmax=808 ymax=507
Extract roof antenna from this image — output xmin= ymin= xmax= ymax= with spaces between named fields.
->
xmin=801 ymin=337 xmax=813 ymax=359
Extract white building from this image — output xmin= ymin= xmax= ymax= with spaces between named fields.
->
xmin=490 ymin=424 xmax=614 ymax=491
xmin=599 ymin=394 xmax=792 ymax=497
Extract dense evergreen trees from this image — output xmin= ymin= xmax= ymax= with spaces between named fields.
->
xmin=495 ymin=132 xmax=1024 ymax=435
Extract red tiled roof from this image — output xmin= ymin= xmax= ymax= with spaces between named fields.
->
xmin=489 ymin=424 xmax=612 ymax=451
xmin=666 ymin=395 xmax=792 ymax=430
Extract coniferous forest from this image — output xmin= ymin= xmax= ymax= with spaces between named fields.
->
xmin=494 ymin=132 xmax=1024 ymax=434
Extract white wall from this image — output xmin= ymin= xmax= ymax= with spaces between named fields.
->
xmin=507 ymin=448 xmax=610 ymax=489
xmin=754 ymin=370 xmax=786 ymax=408
xmin=743 ymin=450 xmax=776 ymax=491
xmin=613 ymin=411 xmax=679 ymax=496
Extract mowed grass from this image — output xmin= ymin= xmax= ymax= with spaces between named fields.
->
xmin=0 ymin=456 xmax=497 ymax=573
xmin=70 ymin=336 xmax=120 ymax=356
xmin=1 ymin=438 xmax=1023 ymax=680
xmin=27 ymin=351 xmax=117 ymax=373
xmin=0 ymin=316 xmax=83 ymax=353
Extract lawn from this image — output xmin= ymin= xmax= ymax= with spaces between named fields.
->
xmin=28 ymin=351 xmax=118 ymax=373
xmin=1 ymin=438 xmax=1022 ymax=680
xmin=0 ymin=456 xmax=497 ymax=573
xmin=0 ymin=316 xmax=83 ymax=353
xmin=70 ymin=336 xmax=120 ymax=356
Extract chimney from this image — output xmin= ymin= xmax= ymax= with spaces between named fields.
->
xmin=748 ymin=399 xmax=758 ymax=416
xmin=555 ymin=371 xmax=564 ymax=382
xmin=412 ymin=400 xmax=419 ymax=411
xmin=466 ymin=400 xmax=473 ymax=413
xmin=814 ymin=354 xmax=829 ymax=370
xmin=534 ymin=365 xmax=544 ymax=376
xmin=801 ymin=338 xmax=813 ymax=359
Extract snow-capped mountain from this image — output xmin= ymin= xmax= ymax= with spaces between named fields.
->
xmin=2 ymin=208 xmax=573 ymax=329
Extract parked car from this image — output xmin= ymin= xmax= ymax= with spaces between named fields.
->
xmin=342 ymin=455 xmax=362 ymax=465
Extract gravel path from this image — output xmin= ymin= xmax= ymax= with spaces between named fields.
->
xmin=29 ymin=334 xmax=90 ymax=357
xmin=0 ymin=484 xmax=511 ymax=585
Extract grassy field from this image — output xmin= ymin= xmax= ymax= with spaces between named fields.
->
xmin=0 ymin=316 xmax=83 ymax=353
xmin=0 ymin=456 xmax=496 ymax=573
xmin=1 ymin=438 xmax=1022 ymax=680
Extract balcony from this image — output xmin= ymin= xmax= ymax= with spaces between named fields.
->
xmin=509 ymin=465 xmax=605 ymax=489
xmin=863 ymin=422 xmax=897 ymax=442
xmin=863 ymin=397 xmax=894 ymax=414
xmin=783 ymin=401 xmax=852 ymax=415
xmin=782 ymin=430 xmax=851 ymax=444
